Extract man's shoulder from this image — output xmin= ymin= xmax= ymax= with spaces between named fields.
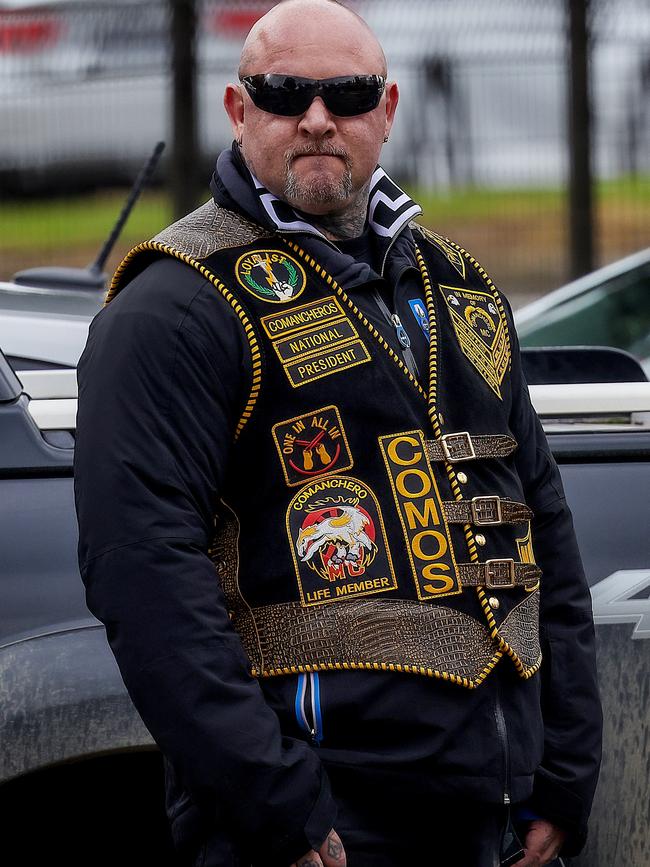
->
xmin=105 ymin=200 xmax=273 ymax=307
xmin=152 ymin=198 xmax=270 ymax=260
xmin=409 ymin=221 xmax=513 ymax=310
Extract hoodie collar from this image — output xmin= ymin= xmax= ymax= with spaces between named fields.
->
xmin=211 ymin=142 xmax=421 ymax=245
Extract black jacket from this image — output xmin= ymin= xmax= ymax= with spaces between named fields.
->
xmin=73 ymin=146 xmax=602 ymax=864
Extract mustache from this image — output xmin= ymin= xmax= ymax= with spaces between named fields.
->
xmin=285 ymin=143 xmax=352 ymax=166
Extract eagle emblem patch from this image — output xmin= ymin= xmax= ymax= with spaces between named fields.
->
xmin=439 ymin=284 xmax=510 ymax=398
xmin=235 ymin=249 xmax=306 ymax=303
xmin=287 ymin=476 xmax=397 ymax=606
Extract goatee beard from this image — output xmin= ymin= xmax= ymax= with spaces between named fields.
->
xmin=283 ymin=143 xmax=353 ymax=208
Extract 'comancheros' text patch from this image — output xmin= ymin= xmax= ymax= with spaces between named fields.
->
xmin=261 ymin=295 xmax=372 ymax=388
xmin=287 ymin=476 xmax=397 ymax=607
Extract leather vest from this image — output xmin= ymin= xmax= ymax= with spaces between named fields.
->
xmin=107 ymin=200 xmax=542 ymax=690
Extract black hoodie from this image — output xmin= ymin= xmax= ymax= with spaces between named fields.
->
xmin=74 ymin=146 xmax=602 ymax=864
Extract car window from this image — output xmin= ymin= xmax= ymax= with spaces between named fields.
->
xmin=518 ymin=263 xmax=650 ymax=353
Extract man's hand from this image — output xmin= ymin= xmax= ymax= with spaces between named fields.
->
xmin=517 ymin=819 xmax=567 ymax=866
xmin=291 ymin=828 xmax=346 ymax=867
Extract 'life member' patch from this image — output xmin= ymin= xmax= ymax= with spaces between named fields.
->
xmin=235 ymin=249 xmax=306 ymax=303
xmin=272 ymin=405 xmax=353 ymax=487
xmin=439 ymin=284 xmax=509 ymax=398
xmin=287 ymin=476 xmax=397 ymax=607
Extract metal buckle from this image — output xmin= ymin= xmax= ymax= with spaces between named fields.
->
xmin=485 ymin=559 xmax=516 ymax=589
xmin=441 ymin=431 xmax=476 ymax=462
xmin=471 ymin=495 xmax=503 ymax=525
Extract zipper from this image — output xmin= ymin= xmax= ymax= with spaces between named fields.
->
xmin=371 ymin=287 xmax=421 ymax=378
xmin=494 ymin=679 xmax=511 ymax=806
xmin=294 ymin=673 xmax=323 ymax=746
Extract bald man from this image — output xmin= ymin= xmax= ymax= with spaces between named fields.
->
xmin=74 ymin=1 xmax=602 ymax=865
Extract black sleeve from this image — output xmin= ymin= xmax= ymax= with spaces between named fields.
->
xmin=73 ymin=258 xmax=336 ymax=864
xmin=505 ymin=298 xmax=603 ymax=855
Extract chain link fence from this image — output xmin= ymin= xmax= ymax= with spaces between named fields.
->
xmin=1 ymin=0 xmax=648 ymax=298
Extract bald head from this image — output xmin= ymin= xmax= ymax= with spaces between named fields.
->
xmin=238 ymin=0 xmax=387 ymax=79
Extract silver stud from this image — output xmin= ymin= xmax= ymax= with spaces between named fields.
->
xmin=475 ymin=533 xmax=486 ymax=546
xmin=457 ymin=471 xmax=468 ymax=484
xmin=488 ymin=596 xmax=500 ymax=610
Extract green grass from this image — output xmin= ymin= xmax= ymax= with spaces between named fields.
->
xmin=405 ymin=174 xmax=650 ymax=223
xmin=1 ymin=175 xmax=648 ymax=253
xmin=0 ymin=190 xmax=173 ymax=251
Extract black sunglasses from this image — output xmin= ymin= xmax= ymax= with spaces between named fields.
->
xmin=239 ymin=73 xmax=386 ymax=117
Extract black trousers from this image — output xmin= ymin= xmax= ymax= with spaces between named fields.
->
xmin=174 ymin=767 xmax=567 ymax=867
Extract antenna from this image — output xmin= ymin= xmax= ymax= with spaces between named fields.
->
xmin=89 ymin=141 xmax=165 ymax=275
xmin=13 ymin=141 xmax=166 ymax=292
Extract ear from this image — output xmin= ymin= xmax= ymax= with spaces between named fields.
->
xmin=383 ymin=80 xmax=399 ymax=138
xmin=224 ymin=83 xmax=245 ymax=140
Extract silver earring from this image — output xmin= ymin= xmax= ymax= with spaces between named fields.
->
xmin=383 ymin=135 xmax=389 ymax=143
xmin=237 ymin=135 xmax=243 ymax=147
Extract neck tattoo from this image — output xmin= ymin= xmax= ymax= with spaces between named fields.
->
xmin=305 ymin=179 xmax=372 ymax=241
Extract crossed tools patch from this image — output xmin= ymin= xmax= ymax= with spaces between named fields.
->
xmin=439 ymin=284 xmax=510 ymax=398
xmin=272 ymin=406 xmax=353 ymax=487
xmin=235 ymin=249 xmax=306 ymax=303
xmin=287 ymin=476 xmax=397 ymax=607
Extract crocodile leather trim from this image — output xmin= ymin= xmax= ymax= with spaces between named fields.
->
xmin=153 ymin=199 xmax=271 ymax=259
xmin=444 ymin=499 xmax=533 ymax=524
xmin=425 ymin=434 xmax=517 ymax=462
xmin=497 ymin=590 xmax=542 ymax=670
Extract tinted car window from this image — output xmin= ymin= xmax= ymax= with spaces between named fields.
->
xmin=519 ymin=262 xmax=650 ymax=353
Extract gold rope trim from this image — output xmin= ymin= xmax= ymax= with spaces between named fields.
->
xmin=106 ymin=242 xmax=263 ymax=440
xmin=477 ymin=587 xmax=541 ymax=679
xmin=437 ymin=236 xmax=513 ymax=376
xmin=250 ymin=658 xmax=505 ymax=689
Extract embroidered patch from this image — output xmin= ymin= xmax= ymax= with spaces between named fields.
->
xmin=408 ymin=298 xmax=429 ymax=337
xmin=272 ymin=406 xmax=353 ymax=487
xmin=379 ymin=430 xmax=461 ymax=600
xmin=235 ymin=249 xmax=306 ymax=303
xmin=287 ymin=475 xmax=397 ymax=607
xmin=418 ymin=227 xmax=466 ymax=278
xmin=261 ymin=295 xmax=372 ymax=388
xmin=439 ymin=284 xmax=509 ymax=398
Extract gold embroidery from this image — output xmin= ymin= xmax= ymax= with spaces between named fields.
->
xmin=272 ymin=405 xmax=354 ymax=487
xmin=379 ymin=430 xmax=461 ymax=600
xmin=440 ymin=284 xmax=509 ymax=398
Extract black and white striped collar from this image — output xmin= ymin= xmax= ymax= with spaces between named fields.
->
xmin=251 ymin=166 xmax=422 ymax=242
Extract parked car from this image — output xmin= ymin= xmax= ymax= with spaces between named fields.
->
xmin=515 ymin=247 xmax=650 ymax=376
xmin=0 ymin=337 xmax=648 ymax=865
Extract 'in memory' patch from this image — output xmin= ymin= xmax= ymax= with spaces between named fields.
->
xmin=287 ymin=475 xmax=397 ymax=607
xmin=439 ymin=284 xmax=509 ymax=398
xmin=272 ymin=405 xmax=353 ymax=487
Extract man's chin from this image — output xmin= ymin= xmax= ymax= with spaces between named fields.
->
xmin=284 ymin=176 xmax=352 ymax=214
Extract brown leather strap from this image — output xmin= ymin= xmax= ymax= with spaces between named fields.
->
xmin=444 ymin=497 xmax=533 ymax=525
xmin=457 ymin=560 xmax=541 ymax=589
xmin=425 ymin=433 xmax=517 ymax=463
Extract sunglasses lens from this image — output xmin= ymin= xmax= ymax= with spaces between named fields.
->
xmin=322 ymin=79 xmax=384 ymax=116
xmin=243 ymin=74 xmax=384 ymax=117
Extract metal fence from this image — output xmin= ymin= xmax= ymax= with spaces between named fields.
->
xmin=1 ymin=0 xmax=648 ymax=297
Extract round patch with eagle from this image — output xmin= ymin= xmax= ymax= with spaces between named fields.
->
xmin=286 ymin=476 xmax=397 ymax=607
xmin=235 ymin=249 xmax=306 ymax=303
